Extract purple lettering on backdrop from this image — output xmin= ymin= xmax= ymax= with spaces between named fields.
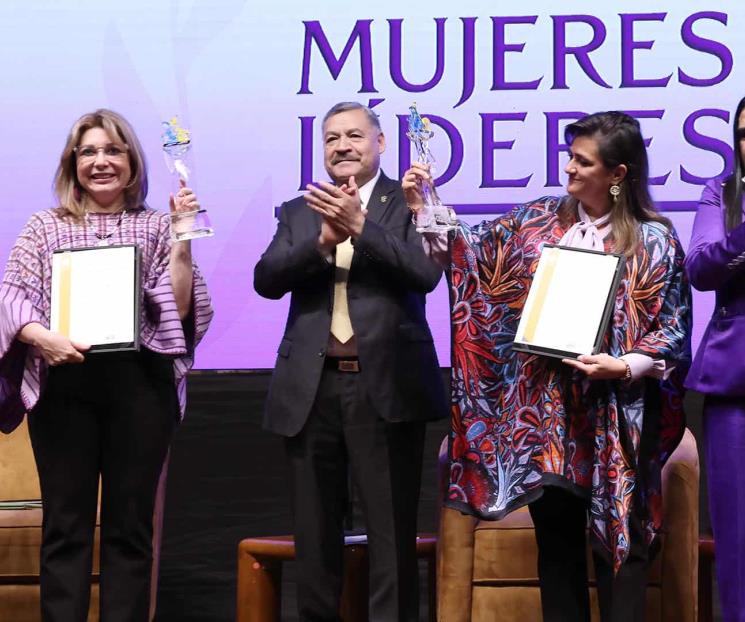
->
xmin=622 ymin=109 xmax=670 ymax=185
xmin=679 ymin=12 xmax=732 ymax=87
xmin=299 ymin=116 xmax=315 ymax=189
xmin=620 ymin=13 xmax=672 ymax=88
xmin=480 ymin=113 xmax=532 ymax=188
xmin=491 ymin=16 xmax=542 ymax=90
xmin=454 ymin=17 xmax=477 ymax=108
xmin=545 ymin=111 xmax=586 ymax=186
xmin=298 ymin=20 xmax=377 ymax=94
xmin=397 ymin=114 xmax=463 ymax=185
xmin=389 ymin=18 xmax=446 ymax=92
xmin=552 ymin=15 xmax=611 ymax=89
xmin=681 ymin=108 xmax=732 ymax=184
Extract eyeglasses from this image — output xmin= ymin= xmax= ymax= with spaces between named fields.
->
xmin=74 ymin=143 xmax=129 ymax=162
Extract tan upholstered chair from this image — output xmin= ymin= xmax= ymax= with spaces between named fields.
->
xmin=437 ymin=429 xmax=700 ymax=621
xmin=0 ymin=419 xmax=101 ymax=621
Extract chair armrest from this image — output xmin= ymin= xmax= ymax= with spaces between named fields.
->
xmin=437 ymin=506 xmax=478 ymax=622
xmin=437 ymin=436 xmax=478 ymax=621
xmin=236 ymin=540 xmax=284 ymax=622
xmin=660 ymin=428 xmax=699 ymax=622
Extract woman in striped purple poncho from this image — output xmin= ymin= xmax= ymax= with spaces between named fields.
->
xmin=0 ymin=109 xmax=212 ymax=621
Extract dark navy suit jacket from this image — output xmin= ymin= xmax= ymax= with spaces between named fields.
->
xmin=254 ymin=172 xmax=449 ymax=436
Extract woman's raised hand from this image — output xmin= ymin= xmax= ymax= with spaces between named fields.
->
xmin=169 ymin=179 xmax=200 ymax=215
xmin=401 ymin=162 xmax=432 ymax=212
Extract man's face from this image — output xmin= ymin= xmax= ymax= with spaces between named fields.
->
xmin=322 ymin=109 xmax=385 ymax=186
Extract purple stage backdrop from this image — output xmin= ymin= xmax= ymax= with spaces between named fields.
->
xmin=1 ymin=2 xmax=742 ymax=368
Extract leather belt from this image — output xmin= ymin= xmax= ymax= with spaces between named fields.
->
xmin=324 ymin=357 xmax=360 ymax=373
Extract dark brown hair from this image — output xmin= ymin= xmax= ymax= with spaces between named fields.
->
xmin=561 ymin=111 xmax=670 ymax=256
xmin=723 ymin=96 xmax=745 ymax=231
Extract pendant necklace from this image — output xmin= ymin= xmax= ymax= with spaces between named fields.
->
xmin=85 ymin=209 xmax=126 ymax=246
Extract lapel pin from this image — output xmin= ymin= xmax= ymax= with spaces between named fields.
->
xmin=380 ymin=195 xmax=388 ymax=203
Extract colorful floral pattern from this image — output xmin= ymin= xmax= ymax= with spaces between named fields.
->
xmin=446 ymin=197 xmax=691 ymax=572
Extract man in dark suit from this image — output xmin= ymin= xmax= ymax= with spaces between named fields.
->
xmin=254 ymin=101 xmax=448 ymax=621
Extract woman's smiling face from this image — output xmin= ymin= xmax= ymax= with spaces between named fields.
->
xmin=565 ymin=134 xmax=624 ymax=217
xmin=75 ymin=127 xmax=131 ymax=210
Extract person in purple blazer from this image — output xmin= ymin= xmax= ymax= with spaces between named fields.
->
xmin=685 ymin=95 xmax=745 ymax=622
xmin=0 ymin=109 xmax=213 ymax=622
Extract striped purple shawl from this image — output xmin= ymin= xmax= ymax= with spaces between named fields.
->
xmin=0 ymin=207 xmax=213 ymax=433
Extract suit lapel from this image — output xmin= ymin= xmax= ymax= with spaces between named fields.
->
xmin=364 ymin=171 xmax=397 ymax=226
xmin=350 ymin=171 xmax=398 ymax=273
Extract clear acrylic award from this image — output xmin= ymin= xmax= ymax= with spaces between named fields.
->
xmin=161 ymin=117 xmax=214 ymax=242
xmin=406 ymin=103 xmax=457 ymax=233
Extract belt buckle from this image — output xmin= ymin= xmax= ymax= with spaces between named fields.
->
xmin=338 ymin=359 xmax=360 ymax=372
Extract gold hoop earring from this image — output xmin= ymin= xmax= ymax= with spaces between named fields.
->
xmin=609 ymin=184 xmax=621 ymax=204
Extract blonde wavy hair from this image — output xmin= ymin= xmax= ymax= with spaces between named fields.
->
xmin=54 ymin=109 xmax=148 ymax=220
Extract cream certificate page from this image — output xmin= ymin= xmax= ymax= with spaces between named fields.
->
xmin=50 ymin=246 xmax=137 ymax=347
xmin=515 ymin=246 xmax=620 ymax=356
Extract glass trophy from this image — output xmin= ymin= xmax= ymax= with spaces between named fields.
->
xmin=161 ymin=117 xmax=214 ymax=241
xmin=406 ymin=103 xmax=457 ymax=233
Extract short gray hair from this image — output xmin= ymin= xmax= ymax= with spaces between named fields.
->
xmin=322 ymin=102 xmax=381 ymax=132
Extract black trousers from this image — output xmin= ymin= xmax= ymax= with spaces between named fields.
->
xmin=285 ymin=367 xmax=426 ymax=622
xmin=27 ymin=349 xmax=178 ymax=622
xmin=528 ymin=486 xmax=651 ymax=622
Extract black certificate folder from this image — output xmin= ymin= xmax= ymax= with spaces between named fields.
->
xmin=512 ymin=244 xmax=624 ymax=360
xmin=50 ymin=244 xmax=141 ymax=352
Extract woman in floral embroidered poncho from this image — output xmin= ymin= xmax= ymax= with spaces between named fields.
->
xmin=404 ymin=112 xmax=691 ymax=622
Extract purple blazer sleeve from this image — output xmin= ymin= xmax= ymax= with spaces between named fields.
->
xmin=685 ymin=179 xmax=745 ymax=396
xmin=685 ymin=179 xmax=745 ymax=291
